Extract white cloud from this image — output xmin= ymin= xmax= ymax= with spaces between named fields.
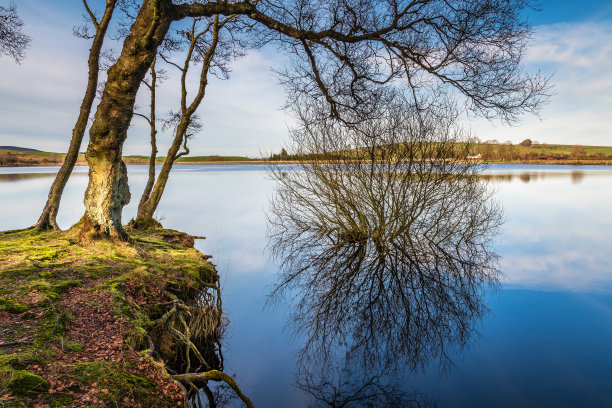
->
xmin=471 ymin=21 xmax=612 ymax=146
xmin=0 ymin=13 xmax=89 ymax=151
xmin=526 ymin=23 xmax=612 ymax=68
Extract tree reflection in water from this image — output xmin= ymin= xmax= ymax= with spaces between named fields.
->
xmin=296 ymin=364 xmax=435 ymax=408
xmin=267 ymin=102 xmax=503 ymax=406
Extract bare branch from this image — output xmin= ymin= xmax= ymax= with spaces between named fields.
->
xmin=82 ymin=0 xmax=99 ymax=29
xmin=0 ymin=2 xmax=31 ymax=63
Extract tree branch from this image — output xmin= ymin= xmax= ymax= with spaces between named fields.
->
xmin=82 ymin=0 xmax=99 ymax=29
xmin=172 ymin=371 xmax=254 ymax=408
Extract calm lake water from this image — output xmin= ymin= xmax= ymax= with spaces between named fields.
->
xmin=1 ymin=164 xmax=612 ymax=407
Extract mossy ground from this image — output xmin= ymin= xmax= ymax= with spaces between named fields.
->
xmin=0 ymin=227 xmax=217 ymax=407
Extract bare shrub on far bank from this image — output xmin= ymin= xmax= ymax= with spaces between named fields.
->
xmin=267 ymin=98 xmax=503 ymax=377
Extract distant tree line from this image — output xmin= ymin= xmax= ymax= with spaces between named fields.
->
xmin=268 ymin=140 xmax=612 ymax=163
xmin=471 ymin=140 xmax=612 ymax=161
xmin=268 ymin=148 xmax=327 ymax=162
xmin=0 ymin=151 xmax=63 ymax=166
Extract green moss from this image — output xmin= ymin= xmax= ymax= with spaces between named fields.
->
xmin=0 ymin=297 xmax=29 ymax=313
xmin=50 ymin=394 xmax=73 ymax=407
xmin=0 ymin=227 xmax=218 ymax=407
xmin=28 ymin=248 xmax=62 ymax=262
xmin=53 ymin=279 xmax=83 ymax=293
xmin=7 ymin=370 xmax=50 ymax=396
xmin=61 ymin=339 xmax=83 ymax=352
xmin=123 ymin=373 xmax=155 ymax=388
xmin=0 ymin=354 xmax=21 ymax=367
xmin=67 ymin=361 xmax=171 ymax=406
xmin=28 ymin=280 xmax=61 ymax=301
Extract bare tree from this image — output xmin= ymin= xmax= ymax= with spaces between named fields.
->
xmin=34 ymin=0 xmax=117 ymax=231
xmin=73 ymin=0 xmax=547 ymax=239
xmin=132 ymin=14 xmax=245 ymax=228
xmin=0 ymin=1 xmax=30 ymax=63
xmin=571 ymin=144 xmax=586 ymax=160
xmin=133 ymin=56 xmax=162 ymax=225
xmin=267 ymin=97 xmax=503 ymax=373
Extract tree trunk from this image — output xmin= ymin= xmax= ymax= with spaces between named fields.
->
xmin=136 ymin=59 xmax=158 ymax=224
xmin=35 ymin=0 xmax=117 ymax=231
xmin=79 ymin=0 xmax=174 ymax=239
xmin=135 ymin=119 xmax=190 ymax=224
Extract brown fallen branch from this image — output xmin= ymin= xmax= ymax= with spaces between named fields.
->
xmin=172 ymin=370 xmax=254 ymax=408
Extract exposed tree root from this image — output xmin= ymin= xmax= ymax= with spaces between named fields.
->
xmin=154 ymin=297 xmax=210 ymax=372
xmin=172 ymin=371 xmax=254 ymax=408
xmin=150 ymin=282 xmax=252 ymax=407
xmin=37 ymin=296 xmax=63 ymax=351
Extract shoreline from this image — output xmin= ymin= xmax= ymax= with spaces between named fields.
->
xmin=484 ymin=159 xmax=612 ymax=166
xmin=2 ymin=159 xmax=612 ymax=168
xmin=0 ymin=160 xmax=290 ymax=168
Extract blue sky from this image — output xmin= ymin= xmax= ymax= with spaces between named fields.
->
xmin=0 ymin=0 xmax=611 ymax=156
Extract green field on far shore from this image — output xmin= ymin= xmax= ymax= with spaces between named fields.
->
xmin=2 ymin=142 xmax=612 ymax=167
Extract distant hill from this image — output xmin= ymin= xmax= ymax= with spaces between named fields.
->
xmin=0 ymin=146 xmax=42 ymax=152
xmin=0 ymin=147 xmax=259 ymax=167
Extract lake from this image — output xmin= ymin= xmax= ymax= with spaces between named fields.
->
xmin=1 ymin=164 xmax=612 ymax=407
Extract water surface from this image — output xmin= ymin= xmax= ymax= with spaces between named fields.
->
xmin=1 ymin=164 xmax=611 ymax=407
